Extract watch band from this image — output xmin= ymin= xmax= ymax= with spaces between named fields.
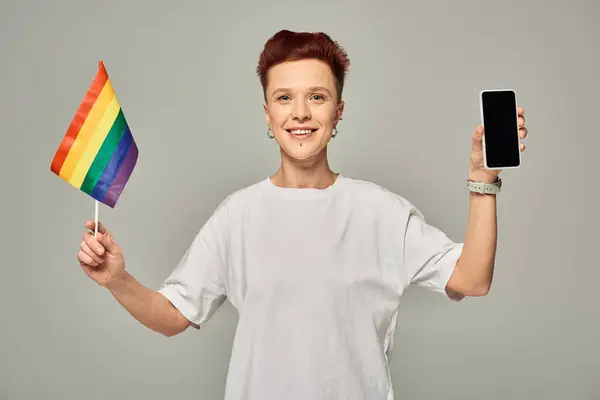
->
xmin=466 ymin=178 xmax=502 ymax=194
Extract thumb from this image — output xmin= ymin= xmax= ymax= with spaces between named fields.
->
xmin=96 ymin=231 xmax=118 ymax=254
xmin=472 ymin=126 xmax=484 ymax=152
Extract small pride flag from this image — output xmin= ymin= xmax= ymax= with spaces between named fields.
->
xmin=50 ymin=61 xmax=138 ymax=209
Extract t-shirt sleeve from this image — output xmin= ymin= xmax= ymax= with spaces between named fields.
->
xmin=402 ymin=206 xmax=464 ymax=296
xmin=157 ymin=200 xmax=230 ymax=329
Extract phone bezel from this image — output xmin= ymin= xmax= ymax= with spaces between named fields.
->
xmin=479 ymin=89 xmax=521 ymax=170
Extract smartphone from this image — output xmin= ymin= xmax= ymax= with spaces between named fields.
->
xmin=479 ymin=89 xmax=521 ymax=170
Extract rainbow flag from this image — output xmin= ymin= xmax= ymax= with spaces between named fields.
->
xmin=51 ymin=61 xmax=138 ymax=208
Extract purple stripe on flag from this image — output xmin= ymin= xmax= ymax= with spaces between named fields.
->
xmin=91 ymin=126 xmax=133 ymax=203
xmin=102 ymin=141 xmax=138 ymax=208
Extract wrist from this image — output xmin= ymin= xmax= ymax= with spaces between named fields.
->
xmin=105 ymin=271 xmax=129 ymax=292
xmin=465 ymin=173 xmax=502 ymax=195
xmin=468 ymin=170 xmax=498 ymax=184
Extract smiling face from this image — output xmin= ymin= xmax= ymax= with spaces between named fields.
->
xmin=263 ymin=59 xmax=344 ymax=163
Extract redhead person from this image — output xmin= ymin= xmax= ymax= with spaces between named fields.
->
xmin=77 ymin=30 xmax=528 ymax=399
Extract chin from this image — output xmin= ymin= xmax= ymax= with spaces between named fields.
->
xmin=275 ymin=129 xmax=330 ymax=162
xmin=280 ymin=143 xmax=326 ymax=163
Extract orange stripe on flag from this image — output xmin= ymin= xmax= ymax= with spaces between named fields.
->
xmin=51 ymin=61 xmax=109 ymax=175
xmin=59 ymin=80 xmax=115 ymax=183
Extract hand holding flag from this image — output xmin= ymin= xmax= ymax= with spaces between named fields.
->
xmin=79 ymin=219 xmax=126 ymax=288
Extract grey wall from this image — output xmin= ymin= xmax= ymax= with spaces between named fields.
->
xmin=1 ymin=0 xmax=598 ymax=399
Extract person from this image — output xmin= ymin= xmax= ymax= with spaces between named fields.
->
xmin=76 ymin=30 xmax=528 ymax=400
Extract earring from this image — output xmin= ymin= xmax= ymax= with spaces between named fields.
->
xmin=266 ymin=127 xmax=274 ymax=139
xmin=331 ymin=115 xmax=342 ymax=138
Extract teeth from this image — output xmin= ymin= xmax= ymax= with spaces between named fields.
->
xmin=290 ymin=129 xmax=313 ymax=135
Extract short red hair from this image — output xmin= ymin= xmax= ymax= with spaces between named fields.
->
xmin=256 ymin=30 xmax=350 ymax=102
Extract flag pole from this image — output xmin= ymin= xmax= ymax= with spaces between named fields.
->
xmin=94 ymin=200 xmax=99 ymax=237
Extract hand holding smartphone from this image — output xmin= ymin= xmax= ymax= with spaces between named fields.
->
xmin=479 ymin=89 xmax=521 ymax=170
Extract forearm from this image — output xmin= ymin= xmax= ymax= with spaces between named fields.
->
xmin=452 ymin=191 xmax=497 ymax=295
xmin=105 ymin=271 xmax=190 ymax=336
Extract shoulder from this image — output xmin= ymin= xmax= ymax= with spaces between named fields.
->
xmin=210 ymin=178 xmax=269 ymax=215
xmin=192 ymin=179 xmax=267 ymax=238
xmin=340 ymin=175 xmax=416 ymax=214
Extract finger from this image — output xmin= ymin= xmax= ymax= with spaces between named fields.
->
xmin=84 ymin=220 xmax=107 ymax=234
xmin=96 ymin=231 xmax=118 ymax=255
xmin=520 ymin=143 xmax=526 ymax=152
xmin=472 ymin=126 xmax=484 ymax=150
xmin=78 ymin=250 xmax=99 ymax=267
xmin=518 ymin=116 xmax=525 ymax=128
xmin=519 ymin=126 xmax=528 ymax=138
xmin=80 ymin=240 xmax=104 ymax=264
xmin=518 ymin=106 xmax=524 ymax=116
xmin=79 ymin=262 xmax=94 ymax=275
xmin=83 ymin=232 xmax=105 ymax=257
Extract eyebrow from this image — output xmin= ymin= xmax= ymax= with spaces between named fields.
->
xmin=271 ymin=86 xmax=332 ymax=97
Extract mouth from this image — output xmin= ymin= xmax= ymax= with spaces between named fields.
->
xmin=286 ymin=128 xmax=318 ymax=138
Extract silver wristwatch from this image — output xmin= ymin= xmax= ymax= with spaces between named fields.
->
xmin=466 ymin=178 xmax=502 ymax=194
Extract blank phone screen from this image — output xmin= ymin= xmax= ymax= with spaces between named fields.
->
xmin=481 ymin=90 xmax=520 ymax=168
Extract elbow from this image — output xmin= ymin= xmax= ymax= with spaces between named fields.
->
xmin=160 ymin=315 xmax=195 ymax=338
xmin=447 ymin=282 xmax=490 ymax=299
xmin=160 ymin=324 xmax=187 ymax=337
xmin=447 ymin=276 xmax=492 ymax=298
xmin=161 ymin=328 xmax=182 ymax=337
xmin=470 ymin=282 xmax=491 ymax=297
xmin=154 ymin=293 xmax=198 ymax=337
xmin=449 ymin=259 xmax=493 ymax=297
xmin=465 ymin=274 xmax=493 ymax=296
xmin=457 ymin=277 xmax=491 ymax=297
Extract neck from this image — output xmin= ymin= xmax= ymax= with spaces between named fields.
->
xmin=271 ymin=148 xmax=338 ymax=189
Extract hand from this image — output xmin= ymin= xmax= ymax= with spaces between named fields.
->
xmin=78 ymin=220 xmax=126 ymax=288
xmin=468 ymin=106 xmax=528 ymax=183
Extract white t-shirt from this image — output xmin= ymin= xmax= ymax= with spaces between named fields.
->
xmin=158 ymin=174 xmax=463 ymax=400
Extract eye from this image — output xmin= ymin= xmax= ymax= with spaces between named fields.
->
xmin=311 ymin=94 xmax=326 ymax=101
xmin=277 ymin=95 xmax=291 ymax=101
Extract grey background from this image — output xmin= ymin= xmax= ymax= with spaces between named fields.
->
xmin=1 ymin=0 xmax=598 ymax=399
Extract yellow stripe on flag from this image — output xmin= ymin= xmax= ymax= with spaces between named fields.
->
xmin=60 ymin=80 xmax=115 ymax=182
xmin=70 ymin=95 xmax=121 ymax=188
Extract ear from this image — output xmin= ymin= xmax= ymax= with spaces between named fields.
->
xmin=335 ymin=100 xmax=345 ymax=126
xmin=263 ymin=102 xmax=271 ymax=126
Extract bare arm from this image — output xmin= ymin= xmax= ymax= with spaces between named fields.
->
xmin=446 ymin=189 xmax=497 ymax=298
xmin=78 ymin=220 xmax=193 ymax=337
xmin=105 ymin=271 xmax=194 ymax=337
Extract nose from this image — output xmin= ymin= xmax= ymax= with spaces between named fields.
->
xmin=292 ymin=99 xmax=310 ymax=123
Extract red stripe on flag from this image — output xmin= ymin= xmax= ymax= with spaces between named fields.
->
xmin=51 ymin=61 xmax=109 ymax=175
